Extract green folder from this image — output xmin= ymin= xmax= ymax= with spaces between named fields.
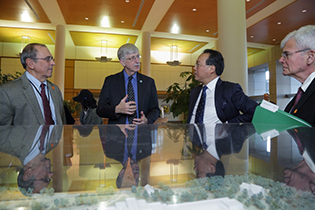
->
xmin=252 ymin=100 xmax=311 ymax=137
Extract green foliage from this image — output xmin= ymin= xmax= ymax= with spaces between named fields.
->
xmin=0 ymin=69 xmax=22 ymax=85
xmin=64 ymin=99 xmax=81 ymax=114
xmin=163 ymin=71 xmax=200 ymax=120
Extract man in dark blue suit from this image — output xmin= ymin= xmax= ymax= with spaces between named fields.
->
xmin=96 ymin=43 xmax=160 ymax=125
xmin=187 ymin=49 xmax=257 ymax=124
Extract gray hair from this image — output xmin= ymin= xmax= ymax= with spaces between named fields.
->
xmin=117 ymin=43 xmax=139 ymax=61
xmin=20 ymin=43 xmax=47 ymax=69
xmin=281 ymin=25 xmax=315 ymax=50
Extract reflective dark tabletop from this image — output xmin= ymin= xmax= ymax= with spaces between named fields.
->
xmin=0 ymin=123 xmax=315 ymax=209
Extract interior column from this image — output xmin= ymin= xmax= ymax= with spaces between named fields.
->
xmin=54 ymin=24 xmax=66 ymax=96
xmin=141 ymin=31 xmax=151 ymax=76
xmin=217 ymin=0 xmax=248 ymax=93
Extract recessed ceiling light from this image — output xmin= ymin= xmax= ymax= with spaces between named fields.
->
xmin=171 ymin=24 xmax=180 ymax=34
xmin=206 ymin=29 xmax=209 ymax=32
xmin=192 ymin=8 xmax=196 ymax=12
xmin=121 ymin=20 xmax=124 ymax=23
xmin=273 ymin=39 xmax=276 ymax=42
xmin=246 ymin=0 xmax=250 ymax=2
xmin=85 ymin=17 xmax=89 ymax=20
xmin=302 ymin=9 xmax=307 ymax=13
xmin=250 ymin=36 xmax=254 ymax=38
xmin=21 ymin=11 xmax=31 ymax=22
xmin=125 ymin=0 xmax=129 ymax=2
xmin=277 ymin=22 xmax=281 ymax=25
xmin=101 ymin=16 xmax=110 ymax=27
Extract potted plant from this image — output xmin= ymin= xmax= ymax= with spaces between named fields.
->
xmin=163 ymin=71 xmax=200 ymax=123
xmin=64 ymin=100 xmax=81 ymax=117
xmin=0 ymin=69 xmax=22 ymax=85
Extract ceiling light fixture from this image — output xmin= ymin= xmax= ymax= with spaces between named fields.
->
xmin=166 ymin=45 xmax=181 ymax=66
xmin=171 ymin=24 xmax=180 ymax=34
xmin=273 ymin=39 xmax=276 ymax=42
xmin=95 ymin=40 xmax=112 ymax=62
xmin=21 ymin=11 xmax=32 ymax=22
xmin=85 ymin=17 xmax=89 ymax=20
xmin=277 ymin=22 xmax=281 ymax=25
xmin=101 ymin=16 xmax=110 ymax=27
xmin=192 ymin=8 xmax=196 ymax=12
xmin=206 ymin=30 xmax=209 ymax=32
xmin=302 ymin=9 xmax=307 ymax=13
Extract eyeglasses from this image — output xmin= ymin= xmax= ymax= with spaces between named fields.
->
xmin=281 ymin=48 xmax=311 ymax=60
xmin=125 ymin=54 xmax=141 ymax=62
xmin=195 ymin=63 xmax=210 ymax=68
xmin=34 ymin=56 xmax=55 ymax=62
xmin=34 ymin=177 xmax=51 ymax=183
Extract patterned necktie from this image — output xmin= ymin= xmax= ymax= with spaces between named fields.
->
xmin=195 ymin=86 xmax=207 ymax=123
xmin=127 ymin=76 xmax=136 ymax=155
xmin=293 ymin=87 xmax=303 ymax=109
xmin=127 ymin=76 xmax=137 ymax=124
xmin=40 ymin=83 xmax=54 ymax=125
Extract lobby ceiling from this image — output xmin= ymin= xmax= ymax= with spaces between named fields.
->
xmin=0 ymin=0 xmax=314 ymax=56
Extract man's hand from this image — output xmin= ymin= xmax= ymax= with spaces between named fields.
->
xmin=115 ymin=95 xmax=137 ymax=115
xmin=133 ymin=111 xmax=148 ymax=124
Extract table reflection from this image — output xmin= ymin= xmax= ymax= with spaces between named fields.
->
xmin=0 ymin=123 xmax=315 ymax=209
xmin=0 ymin=125 xmax=62 ymax=196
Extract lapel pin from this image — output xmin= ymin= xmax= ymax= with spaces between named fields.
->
xmin=140 ymin=80 xmax=143 ymax=83
xmin=294 ymin=109 xmax=298 ymax=114
xmin=52 ymin=86 xmax=55 ymax=90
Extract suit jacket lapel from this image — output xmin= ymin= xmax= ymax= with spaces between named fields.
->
xmin=21 ymin=73 xmax=45 ymax=124
xmin=48 ymin=82 xmax=61 ymax=124
xmin=295 ymin=78 xmax=315 ymax=111
xmin=215 ymin=78 xmax=225 ymax=122
xmin=118 ymin=70 xmax=126 ymax=98
xmin=137 ymin=73 xmax=144 ymax=112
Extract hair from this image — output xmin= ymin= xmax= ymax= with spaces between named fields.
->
xmin=17 ymin=168 xmax=35 ymax=196
xmin=20 ymin=43 xmax=47 ymax=69
xmin=281 ymin=25 xmax=315 ymax=50
xmin=202 ymin=49 xmax=225 ymax=76
xmin=117 ymin=43 xmax=139 ymax=61
xmin=205 ymin=160 xmax=225 ymax=178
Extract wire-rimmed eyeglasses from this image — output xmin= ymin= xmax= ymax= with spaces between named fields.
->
xmin=281 ymin=48 xmax=310 ymax=60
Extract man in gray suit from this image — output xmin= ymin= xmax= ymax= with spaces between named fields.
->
xmin=0 ymin=43 xmax=65 ymax=125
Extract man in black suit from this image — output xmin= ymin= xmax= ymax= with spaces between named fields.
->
xmin=280 ymin=25 xmax=315 ymax=126
xmin=96 ymin=43 xmax=160 ymax=124
xmin=100 ymin=125 xmax=152 ymax=188
xmin=192 ymin=123 xmax=255 ymax=178
xmin=187 ymin=49 xmax=257 ymax=124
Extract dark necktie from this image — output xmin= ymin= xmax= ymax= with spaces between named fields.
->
xmin=195 ymin=86 xmax=207 ymax=123
xmin=127 ymin=76 xmax=137 ymax=123
xmin=40 ymin=83 xmax=54 ymax=125
xmin=293 ymin=87 xmax=303 ymax=109
xmin=39 ymin=125 xmax=49 ymax=151
xmin=127 ymin=76 xmax=136 ymax=155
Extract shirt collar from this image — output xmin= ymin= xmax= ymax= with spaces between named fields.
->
xmin=301 ymin=71 xmax=315 ymax=92
xmin=25 ymin=71 xmax=47 ymax=88
xmin=123 ymin=70 xmax=137 ymax=83
xmin=205 ymin=76 xmax=219 ymax=91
